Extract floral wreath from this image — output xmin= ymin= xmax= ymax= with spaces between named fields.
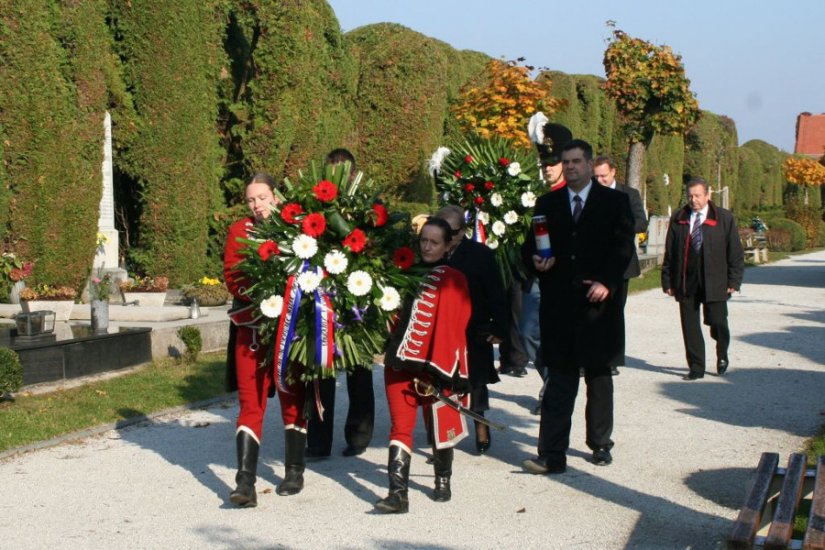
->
xmin=430 ymin=136 xmax=544 ymax=284
xmin=235 ymin=162 xmax=421 ymax=387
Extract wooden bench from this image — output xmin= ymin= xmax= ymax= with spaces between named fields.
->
xmin=728 ymin=452 xmax=825 ymax=549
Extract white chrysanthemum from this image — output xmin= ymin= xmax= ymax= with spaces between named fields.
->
xmin=521 ymin=191 xmax=536 ymax=208
xmin=324 ymin=250 xmax=348 ymax=275
xmin=492 ymin=220 xmax=506 ymax=237
xmin=504 ymin=210 xmax=519 ymax=225
xmin=487 ymin=238 xmax=500 ymax=250
xmin=507 ymin=162 xmax=521 ymax=176
xmin=477 ymin=211 xmax=490 ymax=224
xmin=490 ymin=193 xmax=503 ymax=207
xmin=292 ymin=234 xmax=318 ymax=259
xmin=346 ymin=270 xmax=373 ymax=297
xmin=260 ymin=294 xmax=284 ymax=318
xmin=297 ymin=270 xmax=322 ymax=293
xmin=378 ymin=286 xmax=401 ymax=311
xmin=428 ymin=146 xmax=451 ymax=176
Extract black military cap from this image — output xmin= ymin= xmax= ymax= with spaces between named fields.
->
xmin=536 ymin=123 xmax=573 ymax=166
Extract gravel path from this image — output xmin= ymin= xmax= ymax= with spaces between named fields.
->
xmin=2 ymin=250 xmax=824 ymax=549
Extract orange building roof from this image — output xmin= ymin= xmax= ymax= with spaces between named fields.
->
xmin=795 ymin=112 xmax=825 ymax=156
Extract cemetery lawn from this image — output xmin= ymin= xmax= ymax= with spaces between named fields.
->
xmin=0 ymin=352 xmax=228 ymax=453
xmin=629 ymin=266 xmax=661 ymax=293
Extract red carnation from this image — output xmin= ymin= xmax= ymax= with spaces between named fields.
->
xmin=454 ymin=170 xmax=462 ymax=178
xmin=342 ymin=228 xmax=367 ymax=253
xmin=313 ymin=180 xmax=338 ymax=202
xmin=281 ymin=203 xmax=303 ymax=224
xmin=371 ymin=203 xmax=388 ymax=227
xmin=498 ymin=157 xmax=510 ymax=167
xmin=474 ymin=196 xmax=485 ymax=205
xmin=484 ymin=181 xmax=495 ymax=190
xmin=392 ymin=246 xmax=415 ymax=270
xmin=464 ymin=183 xmax=475 ymax=193
xmin=9 ymin=267 xmax=24 ymax=282
xmin=464 ymin=155 xmax=473 ymax=164
xmin=257 ymin=240 xmax=280 ymax=261
xmin=301 ymin=212 xmax=326 ymax=237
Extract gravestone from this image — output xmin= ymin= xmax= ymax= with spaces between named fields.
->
xmin=93 ymin=112 xmax=127 ymax=289
xmin=644 ymin=215 xmax=670 ymax=264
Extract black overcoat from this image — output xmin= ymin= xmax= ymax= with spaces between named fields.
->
xmin=661 ymin=201 xmax=744 ymax=302
xmin=522 ymin=182 xmax=635 ymax=371
xmin=615 ymin=183 xmax=647 ymax=279
xmin=447 ymin=237 xmax=507 ymax=387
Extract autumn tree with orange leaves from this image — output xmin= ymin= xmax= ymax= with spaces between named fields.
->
xmin=603 ymin=28 xmax=700 ymax=191
xmin=782 ymin=154 xmax=825 ymax=205
xmin=452 ymin=58 xmax=563 ymax=149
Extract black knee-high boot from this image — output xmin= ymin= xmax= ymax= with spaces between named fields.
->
xmin=432 ymin=446 xmax=453 ymax=502
xmin=229 ymin=430 xmax=259 ymax=507
xmin=375 ymin=444 xmax=411 ymax=514
xmin=277 ymin=429 xmax=306 ymax=496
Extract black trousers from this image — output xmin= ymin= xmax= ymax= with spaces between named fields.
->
xmin=538 ymin=366 xmax=614 ymax=466
xmin=306 ymin=367 xmax=375 ymax=453
xmin=607 ymin=279 xmax=630 ymax=368
xmin=499 ymin=280 xmax=529 ymax=370
xmin=678 ymin=292 xmax=730 ymax=374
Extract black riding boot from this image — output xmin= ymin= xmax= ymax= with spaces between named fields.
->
xmin=432 ymin=446 xmax=453 ymax=502
xmin=229 ymin=430 xmax=259 ymax=507
xmin=277 ymin=429 xmax=306 ymax=496
xmin=375 ymin=444 xmax=411 ymax=514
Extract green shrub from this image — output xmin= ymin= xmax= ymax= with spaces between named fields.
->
xmin=766 ymin=228 xmax=792 ymax=253
xmin=767 ymin=218 xmax=806 ymax=251
xmin=177 ymin=326 xmax=203 ymax=364
xmin=784 ymin=202 xmax=823 ymax=248
xmin=0 ymin=347 xmax=23 ymax=394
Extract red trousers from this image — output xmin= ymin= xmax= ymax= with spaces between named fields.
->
xmin=384 ymin=367 xmax=435 ymax=452
xmin=235 ymin=326 xmax=306 ymax=441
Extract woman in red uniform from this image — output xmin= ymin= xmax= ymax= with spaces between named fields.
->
xmin=224 ymin=173 xmax=308 ymax=507
xmin=375 ymin=217 xmax=472 ymax=514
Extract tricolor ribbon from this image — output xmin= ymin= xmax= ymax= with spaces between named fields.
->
xmin=471 ymin=209 xmax=487 ymax=244
xmin=272 ymin=269 xmax=304 ymax=393
xmin=312 ymin=269 xmax=336 ymax=420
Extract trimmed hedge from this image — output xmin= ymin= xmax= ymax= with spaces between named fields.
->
xmin=111 ymin=1 xmax=226 ymax=284
xmin=0 ymin=0 xmax=108 ymax=288
xmin=740 ymin=140 xmax=787 ymax=209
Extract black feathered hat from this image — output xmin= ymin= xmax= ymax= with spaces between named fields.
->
xmin=536 ymin=123 xmax=573 ymax=166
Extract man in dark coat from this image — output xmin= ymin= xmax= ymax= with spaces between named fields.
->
xmin=661 ymin=177 xmax=744 ymax=380
xmin=437 ymin=205 xmax=508 ymax=454
xmin=521 ymin=139 xmax=635 ymax=473
xmin=594 ymin=156 xmax=648 ymax=375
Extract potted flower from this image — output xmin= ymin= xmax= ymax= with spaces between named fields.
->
xmin=19 ymin=284 xmax=78 ymax=322
xmin=1 ymin=253 xmax=34 ymax=304
xmin=182 ymin=276 xmax=230 ymax=307
xmin=119 ymin=275 xmax=169 ymax=307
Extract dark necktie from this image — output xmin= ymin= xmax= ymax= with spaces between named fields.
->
xmin=572 ymin=195 xmax=583 ymax=223
xmin=691 ymin=214 xmax=703 ymax=251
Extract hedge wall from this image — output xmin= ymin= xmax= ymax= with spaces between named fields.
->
xmin=0 ymin=0 xmax=107 ymax=287
xmin=224 ymin=0 xmax=356 ymax=188
xmin=346 ymin=23 xmax=456 ymax=203
xmin=684 ymin=111 xmax=739 ymax=206
xmin=739 ymin=140 xmax=786 ymax=209
xmin=111 ymin=0 xmax=225 ymax=283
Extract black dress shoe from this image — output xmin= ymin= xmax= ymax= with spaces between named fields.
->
xmin=610 ymin=366 xmax=620 ymax=376
xmin=508 ymin=365 xmax=528 ymax=377
xmin=717 ymin=358 xmax=729 ymax=376
xmin=342 ymin=445 xmax=366 ymax=457
xmin=522 ymin=458 xmax=566 ymax=475
xmin=475 ymin=422 xmax=491 ymax=455
xmin=592 ymin=448 xmax=612 ymax=466
xmin=682 ymin=371 xmax=704 ymax=381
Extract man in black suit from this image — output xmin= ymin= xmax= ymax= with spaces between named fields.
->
xmin=593 ymin=156 xmax=648 ymax=375
xmin=437 ymin=205 xmax=507 ymax=454
xmin=661 ymin=177 xmax=744 ymax=380
xmin=521 ymin=139 xmax=634 ymax=473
